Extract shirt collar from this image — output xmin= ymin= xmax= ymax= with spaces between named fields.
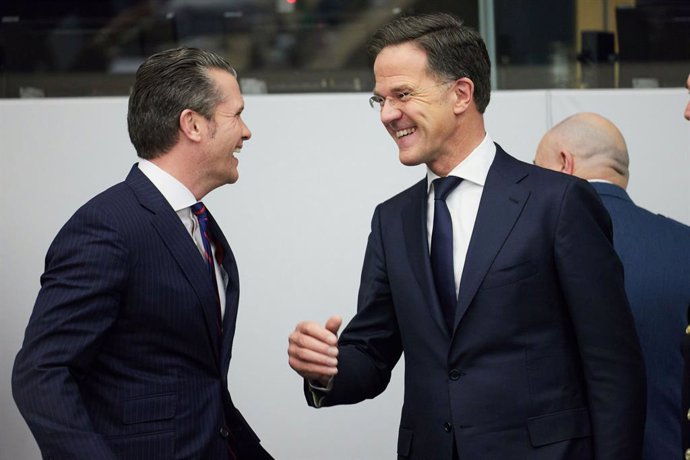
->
xmin=426 ymin=133 xmax=496 ymax=193
xmin=137 ymin=159 xmax=198 ymax=212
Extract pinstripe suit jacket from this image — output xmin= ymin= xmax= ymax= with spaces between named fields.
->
xmin=12 ymin=165 xmax=271 ymax=460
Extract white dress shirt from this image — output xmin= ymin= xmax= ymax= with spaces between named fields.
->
xmin=138 ymin=159 xmax=227 ymax=317
xmin=426 ymin=134 xmax=496 ymax=297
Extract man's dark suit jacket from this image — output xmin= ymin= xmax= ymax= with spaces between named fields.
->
xmin=308 ymin=146 xmax=645 ymax=459
xmin=12 ymin=166 xmax=271 ymax=460
xmin=589 ymin=182 xmax=690 ymax=460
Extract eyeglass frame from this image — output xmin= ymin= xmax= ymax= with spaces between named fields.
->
xmin=368 ymin=80 xmax=456 ymax=111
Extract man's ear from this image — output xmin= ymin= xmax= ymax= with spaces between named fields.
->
xmin=179 ymin=109 xmax=202 ymax=142
xmin=452 ymin=77 xmax=474 ymax=114
xmin=560 ymin=150 xmax=575 ymax=175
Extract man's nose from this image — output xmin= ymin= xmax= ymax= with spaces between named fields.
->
xmin=380 ymin=100 xmax=402 ymax=124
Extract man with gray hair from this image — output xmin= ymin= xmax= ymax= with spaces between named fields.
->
xmin=12 ymin=47 xmax=273 ymax=459
xmin=535 ymin=112 xmax=690 ymax=460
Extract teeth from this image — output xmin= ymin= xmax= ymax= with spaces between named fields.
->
xmin=395 ymin=127 xmax=416 ymax=138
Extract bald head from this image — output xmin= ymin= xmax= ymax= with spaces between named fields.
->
xmin=534 ymin=112 xmax=630 ymax=189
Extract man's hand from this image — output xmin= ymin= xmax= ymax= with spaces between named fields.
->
xmin=288 ymin=315 xmax=342 ymax=387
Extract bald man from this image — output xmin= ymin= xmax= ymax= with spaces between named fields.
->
xmin=535 ymin=112 xmax=690 ymax=460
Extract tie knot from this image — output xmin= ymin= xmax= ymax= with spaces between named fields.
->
xmin=433 ymin=176 xmax=462 ymax=201
xmin=191 ymin=202 xmax=208 ymax=218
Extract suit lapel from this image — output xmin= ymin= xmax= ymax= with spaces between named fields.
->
xmin=402 ymin=179 xmax=450 ymax=337
xmin=125 ymin=166 xmax=222 ymax=364
xmin=453 ymin=148 xmax=530 ymax=333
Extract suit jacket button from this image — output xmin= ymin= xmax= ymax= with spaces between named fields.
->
xmin=449 ymin=369 xmax=461 ymax=381
xmin=220 ymin=426 xmax=230 ymax=438
xmin=443 ymin=422 xmax=453 ymax=433
xmin=687 ymin=408 xmax=690 ymax=421
xmin=685 ymin=448 xmax=690 ymax=460
xmin=686 ymin=325 xmax=690 ymax=335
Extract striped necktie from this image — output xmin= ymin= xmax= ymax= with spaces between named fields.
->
xmin=191 ymin=202 xmax=223 ymax=334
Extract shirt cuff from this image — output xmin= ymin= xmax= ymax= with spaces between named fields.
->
xmin=307 ymin=377 xmax=334 ymax=408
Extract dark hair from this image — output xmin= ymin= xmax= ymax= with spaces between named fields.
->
xmin=368 ymin=13 xmax=491 ymax=113
xmin=127 ymin=47 xmax=237 ymax=159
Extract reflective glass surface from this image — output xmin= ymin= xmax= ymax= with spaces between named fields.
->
xmin=0 ymin=0 xmax=687 ymax=97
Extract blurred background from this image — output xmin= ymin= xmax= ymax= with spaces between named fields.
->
xmin=0 ymin=0 xmax=688 ymax=97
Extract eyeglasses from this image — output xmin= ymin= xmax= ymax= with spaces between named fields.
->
xmin=368 ymin=81 xmax=454 ymax=111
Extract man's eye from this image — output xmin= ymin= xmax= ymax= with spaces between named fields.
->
xmin=396 ymin=92 xmax=412 ymax=101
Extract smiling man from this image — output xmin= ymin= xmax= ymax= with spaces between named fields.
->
xmin=288 ymin=13 xmax=645 ymax=460
xmin=12 ymin=48 xmax=273 ymax=460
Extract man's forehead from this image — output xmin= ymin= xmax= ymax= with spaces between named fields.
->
xmin=373 ymin=75 xmax=432 ymax=96
xmin=216 ymin=95 xmax=243 ymax=112
xmin=373 ymin=65 xmax=435 ymax=89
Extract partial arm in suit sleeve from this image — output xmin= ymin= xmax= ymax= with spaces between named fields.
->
xmin=12 ymin=205 xmax=127 ymax=460
xmin=307 ymin=205 xmax=403 ymax=407
xmin=554 ymin=179 xmax=646 ymax=459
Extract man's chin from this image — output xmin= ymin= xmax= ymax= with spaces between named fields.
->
xmin=225 ymin=168 xmax=239 ymax=185
xmin=398 ymin=151 xmax=423 ymax=167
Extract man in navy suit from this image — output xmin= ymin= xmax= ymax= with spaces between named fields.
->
xmin=535 ymin=112 xmax=690 ymax=460
xmin=287 ymin=13 xmax=645 ymax=460
xmin=12 ymin=48 xmax=273 ymax=459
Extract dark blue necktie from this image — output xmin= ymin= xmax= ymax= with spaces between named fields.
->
xmin=430 ymin=176 xmax=463 ymax=332
xmin=191 ymin=202 xmax=223 ymax=333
